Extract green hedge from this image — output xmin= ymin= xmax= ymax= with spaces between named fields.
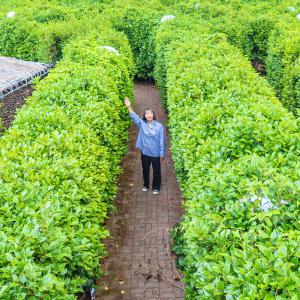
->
xmin=103 ymin=0 xmax=169 ymax=79
xmin=0 ymin=29 xmax=133 ymax=299
xmin=172 ymin=0 xmax=300 ymax=114
xmin=170 ymin=1 xmax=274 ymax=64
xmin=266 ymin=18 xmax=300 ymax=115
xmin=0 ymin=0 xmax=111 ymax=63
xmin=154 ymin=15 xmax=209 ymax=110
xmin=1 ymin=1 xmax=300 ymax=299
xmin=114 ymin=6 xmax=165 ymax=79
xmin=155 ymin=16 xmax=300 ymax=299
xmin=0 ymin=18 xmax=40 ymax=61
xmin=281 ymin=58 xmax=300 ymax=114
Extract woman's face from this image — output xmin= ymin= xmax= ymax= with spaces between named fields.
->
xmin=145 ymin=110 xmax=154 ymax=122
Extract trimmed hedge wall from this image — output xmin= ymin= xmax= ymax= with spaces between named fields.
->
xmin=114 ymin=6 xmax=165 ymax=79
xmin=0 ymin=29 xmax=133 ymax=299
xmin=1 ymin=0 xmax=300 ymax=298
xmin=155 ymin=16 xmax=300 ymax=299
xmin=171 ymin=0 xmax=300 ymax=114
xmin=267 ymin=19 xmax=300 ymax=115
xmin=0 ymin=0 xmax=110 ymax=63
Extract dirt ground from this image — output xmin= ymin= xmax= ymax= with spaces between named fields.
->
xmin=0 ymin=85 xmax=33 ymax=133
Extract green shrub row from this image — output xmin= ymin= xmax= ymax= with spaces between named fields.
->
xmin=113 ymin=3 xmax=166 ymax=79
xmin=0 ymin=0 xmax=110 ymax=63
xmin=0 ymin=28 xmax=133 ymax=299
xmin=266 ymin=18 xmax=300 ymax=115
xmin=170 ymin=0 xmax=300 ymax=114
xmin=155 ymin=16 xmax=300 ymax=299
xmin=0 ymin=0 xmax=167 ymax=77
xmin=223 ymin=1 xmax=300 ymax=115
xmin=154 ymin=15 xmax=209 ymax=110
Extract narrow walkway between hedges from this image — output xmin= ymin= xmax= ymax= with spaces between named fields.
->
xmin=95 ymin=82 xmax=185 ymax=300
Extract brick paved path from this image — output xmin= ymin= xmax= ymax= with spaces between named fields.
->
xmin=95 ymin=82 xmax=185 ymax=300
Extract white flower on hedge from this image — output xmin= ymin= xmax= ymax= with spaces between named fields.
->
xmin=240 ymin=192 xmax=287 ymax=212
xmin=287 ymin=7 xmax=296 ymax=12
xmin=160 ymin=15 xmax=175 ymax=23
xmin=297 ymin=13 xmax=300 ymax=20
xmin=102 ymin=46 xmax=119 ymax=55
xmin=195 ymin=3 xmax=200 ymax=10
xmin=7 ymin=11 xmax=16 ymax=18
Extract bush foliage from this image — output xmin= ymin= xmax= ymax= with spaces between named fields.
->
xmin=0 ymin=0 xmax=300 ymax=298
xmin=154 ymin=15 xmax=300 ymax=299
xmin=0 ymin=28 xmax=133 ymax=299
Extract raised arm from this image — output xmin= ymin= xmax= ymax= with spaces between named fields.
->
xmin=124 ymin=97 xmax=133 ymax=113
xmin=124 ymin=97 xmax=142 ymax=128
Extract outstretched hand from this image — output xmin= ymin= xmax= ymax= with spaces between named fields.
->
xmin=124 ymin=97 xmax=131 ymax=108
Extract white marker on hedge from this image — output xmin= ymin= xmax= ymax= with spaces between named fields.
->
xmin=102 ymin=46 xmax=119 ymax=55
xmin=240 ymin=192 xmax=287 ymax=212
xmin=297 ymin=13 xmax=300 ymax=20
xmin=7 ymin=11 xmax=16 ymax=18
xmin=160 ymin=15 xmax=175 ymax=23
xmin=195 ymin=3 xmax=200 ymax=10
xmin=287 ymin=7 xmax=296 ymax=12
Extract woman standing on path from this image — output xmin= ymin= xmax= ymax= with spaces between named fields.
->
xmin=124 ymin=97 xmax=166 ymax=195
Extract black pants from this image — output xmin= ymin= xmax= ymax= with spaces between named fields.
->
xmin=141 ymin=152 xmax=161 ymax=190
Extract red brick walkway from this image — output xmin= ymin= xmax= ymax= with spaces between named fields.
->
xmin=95 ymin=82 xmax=185 ymax=300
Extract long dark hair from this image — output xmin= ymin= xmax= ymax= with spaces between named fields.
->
xmin=142 ymin=108 xmax=157 ymax=122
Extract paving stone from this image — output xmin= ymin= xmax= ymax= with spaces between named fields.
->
xmin=95 ymin=82 xmax=184 ymax=300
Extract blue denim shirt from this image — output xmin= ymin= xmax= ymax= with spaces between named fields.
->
xmin=129 ymin=111 xmax=166 ymax=157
